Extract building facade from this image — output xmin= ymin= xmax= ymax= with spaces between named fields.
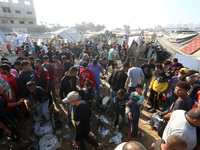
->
xmin=0 ymin=0 xmax=37 ymax=33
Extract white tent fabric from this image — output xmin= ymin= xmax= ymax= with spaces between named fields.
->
xmin=31 ymin=28 xmax=85 ymax=44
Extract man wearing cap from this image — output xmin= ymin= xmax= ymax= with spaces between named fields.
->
xmin=62 ymin=91 xmax=101 ymax=150
xmin=162 ymin=68 xmax=188 ymax=111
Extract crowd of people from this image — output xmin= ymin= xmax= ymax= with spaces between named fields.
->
xmin=0 ymin=38 xmax=199 ymax=150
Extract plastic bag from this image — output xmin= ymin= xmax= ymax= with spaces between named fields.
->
xmin=98 ymin=127 xmax=111 ymax=138
xmin=39 ymin=134 xmax=61 ymax=150
xmin=34 ymin=121 xmax=53 ymax=137
xmin=99 ymin=115 xmax=110 ymax=125
xmin=109 ymin=131 xmax=122 ymax=144
xmin=102 ymin=96 xmax=111 ymax=106
xmin=150 ymin=112 xmax=164 ymax=130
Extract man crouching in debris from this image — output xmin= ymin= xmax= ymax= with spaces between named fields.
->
xmin=62 ymin=91 xmax=103 ymax=150
xmin=27 ymin=81 xmax=50 ymax=124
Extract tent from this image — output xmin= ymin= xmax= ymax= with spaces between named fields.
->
xmin=30 ymin=27 xmax=85 ymax=45
xmin=157 ymin=31 xmax=200 ymax=72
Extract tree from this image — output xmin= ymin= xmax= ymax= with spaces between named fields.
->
xmin=74 ymin=22 xmax=106 ymax=32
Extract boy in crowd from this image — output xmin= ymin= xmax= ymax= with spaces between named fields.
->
xmin=35 ymin=59 xmax=50 ymax=93
xmin=28 ymin=56 xmax=35 ymax=70
xmin=79 ymin=79 xmax=93 ymax=109
xmin=62 ymin=56 xmax=72 ymax=73
xmin=79 ymin=61 xmax=96 ymax=88
xmin=39 ymin=49 xmax=46 ymax=64
xmin=140 ymin=58 xmax=155 ymax=98
xmin=126 ymin=99 xmax=140 ymax=141
xmin=162 ymin=68 xmax=188 ymax=111
xmin=0 ymin=64 xmax=29 ymax=116
xmin=113 ymin=89 xmax=128 ymax=130
xmin=60 ymin=66 xmax=77 ymax=126
xmin=130 ymin=84 xmax=144 ymax=113
xmin=162 ymin=81 xmax=193 ymax=120
xmin=43 ymin=56 xmax=57 ymax=104
xmin=148 ymin=63 xmax=169 ymax=113
xmin=88 ymin=59 xmax=103 ymax=99
xmin=168 ymin=58 xmax=183 ymax=77
xmin=19 ymin=60 xmax=37 ymax=99
xmin=152 ymin=135 xmax=187 ymax=150
xmin=27 ymin=81 xmax=50 ymax=123
xmin=0 ymin=83 xmax=31 ymax=149
xmin=62 ymin=91 xmax=102 ymax=150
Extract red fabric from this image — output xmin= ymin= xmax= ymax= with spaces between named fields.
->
xmin=37 ymin=70 xmax=50 ymax=84
xmin=6 ymin=44 xmax=11 ymax=49
xmin=55 ymin=61 xmax=62 ymax=78
xmin=192 ymin=91 xmax=200 ymax=109
xmin=3 ymin=84 xmax=16 ymax=112
xmin=4 ymin=74 xmax=19 ymax=92
xmin=47 ymin=65 xmax=55 ymax=80
xmin=181 ymin=35 xmax=200 ymax=55
xmin=79 ymin=68 xmax=96 ymax=87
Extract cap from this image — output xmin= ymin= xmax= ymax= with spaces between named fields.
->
xmin=180 ymin=68 xmax=188 ymax=74
xmin=62 ymin=91 xmax=80 ymax=103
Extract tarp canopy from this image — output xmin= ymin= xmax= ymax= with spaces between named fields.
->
xmin=31 ymin=28 xmax=85 ymax=44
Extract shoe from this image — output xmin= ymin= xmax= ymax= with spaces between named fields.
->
xmin=149 ymin=109 xmax=157 ymax=113
xmin=146 ymin=106 xmax=152 ymax=110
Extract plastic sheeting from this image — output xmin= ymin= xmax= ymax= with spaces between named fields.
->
xmin=109 ymin=131 xmax=122 ymax=144
xmin=39 ymin=134 xmax=61 ymax=150
xmin=150 ymin=112 xmax=164 ymax=130
xmin=34 ymin=121 xmax=53 ymax=137
xmin=98 ymin=127 xmax=111 ymax=138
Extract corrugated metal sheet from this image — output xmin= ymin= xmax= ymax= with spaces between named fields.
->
xmin=181 ymin=35 xmax=200 ymax=54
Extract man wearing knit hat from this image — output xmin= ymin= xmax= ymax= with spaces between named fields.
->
xmin=62 ymin=91 xmax=102 ymax=150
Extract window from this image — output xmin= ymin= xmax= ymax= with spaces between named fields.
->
xmin=0 ymin=0 xmax=9 ymax=2
xmin=29 ymin=21 xmax=33 ymax=24
xmin=24 ymin=1 xmax=30 ymax=5
xmin=27 ymin=11 xmax=32 ymax=14
xmin=12 ymin=0 xmax=19 ymax=3
xmin=10 ymin=20 xmax=14 ymax=24
xmin=15 ymin=10 xmax=21 ymax=13
xmin=2 ymin=7 xmax=11 ymax=13
xmin=2 ymin=20 xmax=8 ymax=24
xmin=19 ymin=21 xmax=25 ymax=24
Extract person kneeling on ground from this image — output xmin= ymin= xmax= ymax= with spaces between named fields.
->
xmin=152 ymin=135 xmax=187 ymax=150
xmin=62 ymin=91 xmax=102 ymax=150
xmin=27 ymin=81 xmax=50 ymax=123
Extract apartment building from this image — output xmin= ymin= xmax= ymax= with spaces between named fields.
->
xmin=0 ymin=0 xmax=37 ymax=33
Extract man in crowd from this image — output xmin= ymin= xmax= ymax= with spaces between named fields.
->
xmin=162 ymin=68 xmax=188 ymax=111
xmin=168 ymin=58 xmax=183 ymax=77
xmin=60 ymin=67 xmax=77 ymax=126
xmin=126 ymin=61 xmax=144 ymax=95
xmin=88 ymin=59 xmax=103 ymax=99
xmin=162 ymin=108 xmax=200 ymax=150
xmin=33 ymin=42 xmax=41 ymax=57
xmin=140 ymin=58 xmax=155 ymax=97
xmin=108 ymin=62 xmax=129 ymax=111
xmin=19 ymin=60 xmax=37 ymax=99
xmin=41 ymin=42 xmax=48 ymax=54
xmin=108 ymin=45 xmax=117 ymax=70
xmin=62 ymin=91 xmax=102 ymax=150
xmin=148 ymin=63 xmax=169 ymax=113
xmin=43 ymin=56 xmax=57 ymax=105
xmin=79 ymin=61 xmax=96 ymax=88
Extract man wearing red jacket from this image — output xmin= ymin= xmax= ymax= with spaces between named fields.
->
xmin=79 ymin=61 xmax=96 ymax=88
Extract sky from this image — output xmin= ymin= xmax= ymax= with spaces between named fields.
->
xmin=33 ymin=0 xmax=200 ymax=30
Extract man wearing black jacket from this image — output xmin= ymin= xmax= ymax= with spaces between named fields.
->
xmin=108 ymin=62 xmax=129 ymax=111
xmin=60 ymin=66 xmax=77 ymax=126
xmin=19 ymin=61 xmax=37 ymax=99
xmin=62 ymin=91 xmax=101 ymax=150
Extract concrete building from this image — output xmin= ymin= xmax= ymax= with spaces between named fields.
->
xmin=0 ymin=0 xmax=37 ymax=33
